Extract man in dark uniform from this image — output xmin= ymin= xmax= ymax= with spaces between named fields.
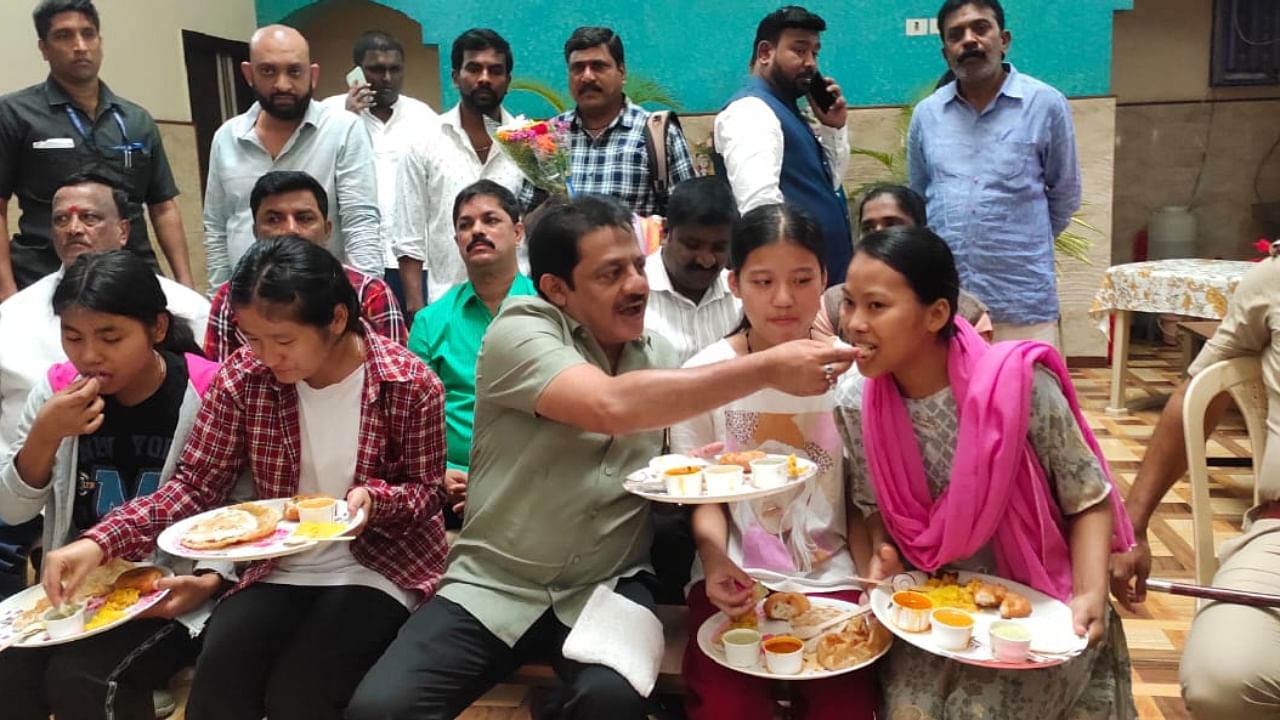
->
xmin=0 ymin=0 xmax=194 ymax=298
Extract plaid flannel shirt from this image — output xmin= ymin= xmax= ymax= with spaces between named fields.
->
xmin=85 ymin=325 xmax=449 ymax=600
xmin=203 ymin=265 xmax=407 ymax=361
xmin=518 ymin=100 xmax=696 ymax=216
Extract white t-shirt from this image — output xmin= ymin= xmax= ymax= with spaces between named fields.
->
xmin=266 ymin=363 xmax=414 ymax=607
xmin=669 ymin=338 xmax=859 ymax=595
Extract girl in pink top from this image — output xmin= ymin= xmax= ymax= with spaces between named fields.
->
xmin=834 ymin=226 xmax=1136 ymax=718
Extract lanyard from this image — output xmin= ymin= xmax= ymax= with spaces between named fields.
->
xmin=64 ymin=105 xmax=143 ymax=169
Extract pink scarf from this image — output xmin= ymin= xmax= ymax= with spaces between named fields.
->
xmin=862 ymin=318 xmax=1135 ymax=602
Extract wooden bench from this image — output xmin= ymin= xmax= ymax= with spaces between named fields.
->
xmin=507 ymin=604 xmax=688 ymax=694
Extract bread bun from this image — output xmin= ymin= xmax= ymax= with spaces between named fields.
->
xmin=716 ymin=450 xmax=767 ymax=472
xmin=763 ymin=591 xmax=811 ymax=620
xmin=113 ymin=566 xmax=164 ymax=593
xmin=283 ymin=494 xmax=324 ymax=522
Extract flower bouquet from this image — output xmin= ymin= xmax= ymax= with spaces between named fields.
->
xmin=494 ymin=116 xmax=573 ymax=197
xmin=1250 ymin=237 xmax=1278 ymax=262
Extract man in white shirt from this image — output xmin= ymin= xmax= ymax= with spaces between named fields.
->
xmin=644 ymin=176 xmax=742 ymax=365
xmin=393 ymin=28 xmax=525 ymax=315
xmin=203 ymin=24 xmax=381 ymax=288
xmin=321 ymin=30 xmax=437 ymax=311
xmin=713 ymin=6 xmax=853 ymax=284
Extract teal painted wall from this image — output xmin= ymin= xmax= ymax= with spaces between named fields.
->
xmin=258 ymin=0 xmax=1129 ymax=117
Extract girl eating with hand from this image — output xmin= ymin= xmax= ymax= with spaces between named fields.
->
xmin=835 ymin=226 xmax=1136 ymax=718
xmin=0 ymin=251 xmax=218 ymax=720
xmin=38 ymin=237 xmax=448 ymax=720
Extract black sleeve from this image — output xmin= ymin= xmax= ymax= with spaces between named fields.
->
xmin=141 ymin=112 xmax=179 ymax=204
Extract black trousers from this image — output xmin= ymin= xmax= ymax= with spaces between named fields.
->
xmin=0 ymin=617 xmax=198 ymax=720
xmin=186 ymin=583 xmax=408 ymax=720
xmin=347 ymin=576 xmax=655 ymax=720
xmin=0 ymin=516 xmax=42 ymax=599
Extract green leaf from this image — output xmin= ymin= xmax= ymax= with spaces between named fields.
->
xmin=507 ymin=78 xmax=568 ymax=115
xmin=623 ymin=76 xmax=684 ymax=111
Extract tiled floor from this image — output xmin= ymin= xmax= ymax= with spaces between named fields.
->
xmin=172 ymin=343 xmax=1251 ymax=720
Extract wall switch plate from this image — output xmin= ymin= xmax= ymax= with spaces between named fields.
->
xmin=928 ymin=18 xmax=940 ymax=35
xmin=905 ymin=18 xmax=929 ymax=36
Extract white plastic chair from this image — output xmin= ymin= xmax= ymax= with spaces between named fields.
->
xmin=1182 ymin=356 xmax=1267 ymax=585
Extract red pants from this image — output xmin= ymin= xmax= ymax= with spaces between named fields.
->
xmin=683 ymin=581 xmax=878 ymax=720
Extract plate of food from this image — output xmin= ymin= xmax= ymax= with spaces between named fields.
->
xmin=697 ymin=591 xmax=892 ymax=679
xmin=868 ymin=570 xmax=1089 ymax=669
xmin=0 ymin=559 xmax=172 ymax=650
xmin=623 ymin=450 xmax=818 ymax=505
xmin=156 ymin=496 xmax=363 ymax=562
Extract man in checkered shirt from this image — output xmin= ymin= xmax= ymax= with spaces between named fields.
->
xmin=518 ymin=26 xmax=696 ymax=218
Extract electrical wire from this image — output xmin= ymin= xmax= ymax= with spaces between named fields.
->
xmin=1233 ymin=1 xmax=1280 ymax=47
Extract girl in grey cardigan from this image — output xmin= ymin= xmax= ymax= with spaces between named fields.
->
xmin=0 ymin=252 xmax=224 ymax=720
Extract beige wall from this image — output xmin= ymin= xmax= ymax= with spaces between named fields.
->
xmin=684 ymin=99 xmax=1117 ymax=358
xmin=0 ymin=0 xmax=258 ymax=123
xmin=291 ymin=0 xmax=442 ymax=111
xmin=1113 ymin=0 xmax=1277 ymax=104
xmin=1111 ymin=0 xmax=1280 ymax=266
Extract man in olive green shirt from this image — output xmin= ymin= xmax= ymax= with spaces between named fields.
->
xmin=407 ymin=180 xmax=535 ymax=529
xmin=350 ymin=196 xmax=857 ymax=720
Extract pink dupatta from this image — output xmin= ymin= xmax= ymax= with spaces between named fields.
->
xmin=862 ymin=318 xmax=1134 ymax=602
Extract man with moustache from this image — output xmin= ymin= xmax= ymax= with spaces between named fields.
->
xmin=518 ymin=27 xmax=697 ymax=219
xmin=908 ymin=0 xmax=1080 ymax=345
xmin=203 ymin=170 xmax=405 ymax=361
xmin=322 ymin=31 xmax=437 ymax=310
xmin=714 ymin=6 xmax=853 ymax=285
xmin=0 ymin=0 xmax=195 ymax=296
xmin=350 ymin=194 xmax=856 ymax=720
xmin=644 ymin=176 xmax=741 ymax=366
xmin=203 ymin=24 xmax=381 ymax=288
xmin=393 ymin=29 xmax=525 ymax=314
xmin=407 ymin=181 xmax=535 ymax=530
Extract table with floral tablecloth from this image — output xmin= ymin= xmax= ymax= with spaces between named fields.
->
xmin=1090 ymin=259 xmax=1254 ymax=414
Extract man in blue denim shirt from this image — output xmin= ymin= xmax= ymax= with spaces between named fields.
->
xmin=908 ymin=0 xmax=1080 ymax=345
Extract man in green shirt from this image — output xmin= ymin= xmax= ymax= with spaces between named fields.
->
xmin=350 ymin=196 xmax=856 ymax=720
xmin=407 ymin=180 xmax=535 ymax=528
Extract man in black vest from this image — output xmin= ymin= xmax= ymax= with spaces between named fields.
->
xmin=714 ymin=6 xmax=854 ymax=285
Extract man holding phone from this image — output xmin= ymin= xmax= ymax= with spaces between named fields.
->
xmin=322 ymin=30 xmax=437 ymax=310
xmin=713 ymin=6 xmax=853 ymax=285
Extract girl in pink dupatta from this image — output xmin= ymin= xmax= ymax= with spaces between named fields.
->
xmin=833 ymin=226 xmax=1136 ymax=719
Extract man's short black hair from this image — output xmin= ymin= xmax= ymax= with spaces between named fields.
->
xmin=751 ymin=6 xmax=825 ymax=64
xmin=57 ymin=171 xmax=129 ymax=219
xmin=666 ymin=177 xmax=739 ymax=230
xmin=563 ymin=26 xmax=624 ymax=66
xmin=936 ymin=0 xmax=1006 ymax=36
xmin=451 ymin=28 xmax=514 ymax=75
xmin=529 ymin=195 xmax=633 ymax=297
xmin=452 ymin=179 xmax=522 ymax=225
xmin=250 ymin=171 xmax=329 ymax=222
xmin=352 ymin=30 xmax=404 ymax=66
xmin=33 ymin=0 xmax=99 ymax=41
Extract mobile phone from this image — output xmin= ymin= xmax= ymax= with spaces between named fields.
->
xmin=345 ymin=66 xmax=368 ymax=89
xmin=809 ymin=69 xmax=836 ymax=114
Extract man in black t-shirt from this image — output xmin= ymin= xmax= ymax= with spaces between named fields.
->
xmin=0 ymin=0 xmax=194 ymax=297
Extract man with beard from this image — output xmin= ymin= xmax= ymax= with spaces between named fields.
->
xmin=349 ymin=195 xmax=856 ymax=720
xmin=406 ymin=181 xmax=535 ymax=530
xmin=393 ymin=29 xmax=525 ymax=314
xmin=0 ymin=0 xmax=195 ymax=295
xmin=908 ymin=0 xmax=1080 ymax=345
xmin=202 ymin=24 xmax=381 ymax=288
xmin=322 ymin=31 xmax=437 ymax=310
xmin=713 ymin=6 xmax=852 ymax=285
xmin=518 ymin=27 xmax=696 ymax=220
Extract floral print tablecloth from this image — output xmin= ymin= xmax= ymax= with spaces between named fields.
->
xmin=1090 ymin=259 xmax=1255 ymax=336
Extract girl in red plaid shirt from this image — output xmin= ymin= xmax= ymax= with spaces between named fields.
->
xmin=42 ymin=237 xmax=449 ymax=720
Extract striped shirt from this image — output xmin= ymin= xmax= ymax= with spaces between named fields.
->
xmin=518 ymin=100 xmax=696 ymax=216
xmin=643 ymin=251 xmax=741 ymax=365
